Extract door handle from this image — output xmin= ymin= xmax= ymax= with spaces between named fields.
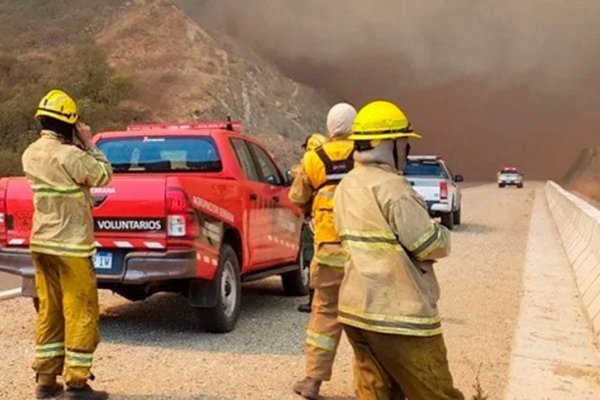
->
xmin=250 ymin=193 xmax=258 ymax=201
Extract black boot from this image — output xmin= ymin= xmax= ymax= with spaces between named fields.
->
xmin=35 ymin=383 xmax=63 ymax=399
xmin=297 ymin=289 xmax=314 ymax=313
xmin=64 ymin=384 xmax=109 ymax=400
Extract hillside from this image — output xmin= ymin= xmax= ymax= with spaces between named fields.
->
xmin=564 ymin=148 xmax=600 ymax=204
xmin=97 ymin=1 xmax=331 ymax=162
xmin=0 ymin=0 xmax=332 ymax=175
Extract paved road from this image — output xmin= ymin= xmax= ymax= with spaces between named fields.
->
xmin=0 ymin=183 xmax=598 ymax=399
xmin=0 ymin=272 xmax=21 ymax=295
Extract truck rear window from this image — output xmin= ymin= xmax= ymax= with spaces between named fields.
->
xmin=404 ymin=160 xmax=447 ymax=178
xmin=97 ymin=136 xmax=222 ymax=173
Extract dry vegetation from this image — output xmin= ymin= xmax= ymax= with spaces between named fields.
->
xmin=0 ymin=0 xmax=332 ymax=176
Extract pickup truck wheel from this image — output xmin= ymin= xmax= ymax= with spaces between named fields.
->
xmin=517 ymin=183 xmax=524 ymax=188
xmin=201 ymin=245 xmax=241 ymax=333
xmin=499 ymin=183 xmax=505 ymax=188
xmin=441 ymin=211 xmax=454 ymax=230
xmin=453 ymin=207 xmax=462 ymax=225
xmin=281 ymin=249 xmax=310 ymax=297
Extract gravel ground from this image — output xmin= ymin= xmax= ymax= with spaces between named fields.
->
xmin=0 ymin=183 xmax=536 ymax=400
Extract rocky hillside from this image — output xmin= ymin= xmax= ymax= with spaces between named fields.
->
xmin=97 ymin=1 xmax=332 ymax=162
xmin=564 ymin=148 xmax=600 ymax=204
xmin=0 ymin=0 xmax=332 ymax=175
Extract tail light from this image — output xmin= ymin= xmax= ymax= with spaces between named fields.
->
xmin=166 ymin=188 xmax=198 ymax=239
xmin=439 ymin=181 xmax=448 ymax=200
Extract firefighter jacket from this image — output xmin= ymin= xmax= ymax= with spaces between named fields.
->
xmin=22 ymin=130 xmax=112 ymax=258
xmin=333 ymin=161 xmax=451 ymax=336
xmin=288 ymin=139 xmax=354 ymax=267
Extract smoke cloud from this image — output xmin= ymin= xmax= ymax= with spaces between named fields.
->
xmin=179 ymin=0 xmax=600 ymax=179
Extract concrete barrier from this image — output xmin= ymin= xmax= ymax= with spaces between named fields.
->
xmin=546 ymin=181 xmax=600 ymax=342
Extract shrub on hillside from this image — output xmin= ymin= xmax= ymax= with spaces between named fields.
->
xmin=0 ymin=44 xmax=147 ymax=177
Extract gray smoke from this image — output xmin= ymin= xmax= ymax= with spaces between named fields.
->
xmin=178 ymin=0 xmax=600 ymax=179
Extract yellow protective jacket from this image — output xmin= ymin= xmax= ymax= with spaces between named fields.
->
xmin=288 ymin=139 xmax=354 ymax=267
xmin=333 ymin=162 xmax=451 ymax=336
xmin=22 ymin=130 xmax=113 ymax=258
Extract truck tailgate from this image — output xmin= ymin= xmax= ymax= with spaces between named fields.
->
xmin=92 ymin=175 xmax=167 ymax=250
xmin=5 ymin=178 xmax=33 ymax=247
xmin=406 ymin=177 xmax=441 ymax=202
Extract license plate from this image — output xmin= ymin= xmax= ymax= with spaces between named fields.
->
xmin=93 ymin=252 xmax=113 ymax=270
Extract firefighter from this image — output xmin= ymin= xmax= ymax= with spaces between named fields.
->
xmin=289 ymin=103 xmax=356 ymax=399
xmin=333 ymin=100 xmax=464 ymax=399
xmin=295 ymin=133 xmax=327 ymax=313
xmin=22 ymin=90 xmax=112 ymax=400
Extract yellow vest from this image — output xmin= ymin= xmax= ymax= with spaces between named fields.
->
xmin=302 ymin=139 xmax=354 ymax=245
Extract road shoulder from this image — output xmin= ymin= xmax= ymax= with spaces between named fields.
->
xmin=505 ymin=188 xmax=600 ymax=399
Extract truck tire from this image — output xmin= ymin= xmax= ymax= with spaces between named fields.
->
xmin=33 ymin=297 xmax=39 ymax=313
xmin=517 ymin=183 xmax=524 ymax=188
xmin=453 ymin=207 xmax=462 ymax=225
xmin=441 ymin=212 xmax=454 ymax=230
xmin=281 ymin=247 xmax=310 ymax=297
xmin=201 ymin=245 xmax=241 ymax=333
xmin=498 ymin=183 xmax=505 ymax=188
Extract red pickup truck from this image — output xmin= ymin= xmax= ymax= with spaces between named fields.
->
xmin=0 ymin=121 xmax=307 ymax=332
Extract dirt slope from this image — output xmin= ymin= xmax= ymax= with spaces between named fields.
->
xmin=96 ymin=0 xmax=332 ymax=164
xmin=0 ymin=0 xmax=333 ymax=173
xmin=564 ymin=148 xmax=600 ymax=204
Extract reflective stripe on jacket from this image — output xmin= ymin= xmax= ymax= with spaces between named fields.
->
xmin=333 ymin=162 xmax=451 ymax=336
xmin=22 ymin=131 xmax=113 ymax=257
xmin=288 ymin=139 xmax=354 ymax=267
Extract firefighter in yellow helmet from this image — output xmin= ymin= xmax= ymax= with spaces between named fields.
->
xmin=22 ymin=90 xmax=112 ymax=400
xmin=289 ymin=103 xmax=356 ymax=399
xmin=303 ymin=133 xmax=327 ymax=153
xmin=294 ymin=133 xmax=327 ymax=313
xmin=333 ymin=100 xmax=464 ymax=399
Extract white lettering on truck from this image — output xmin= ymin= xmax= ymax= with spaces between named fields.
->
xmin=193 ymin=196 xmax=234 ymax=224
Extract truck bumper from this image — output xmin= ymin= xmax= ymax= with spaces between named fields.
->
xmin=0 ymin=248 xmax=198 ymax=295
xmin=427 ymin=201 xmax=453 ymax=213
xmin=499 ymin=181 xmax=522 ymax=186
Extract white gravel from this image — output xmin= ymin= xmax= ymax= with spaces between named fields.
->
xmin=0 ymin=183 xmax=537 ymax=399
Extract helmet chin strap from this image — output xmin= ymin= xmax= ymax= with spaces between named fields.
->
xmin=393 ymin=140 xmax=412 ymax=170
xmin=393 ymin=140 xmax=399 ymax=170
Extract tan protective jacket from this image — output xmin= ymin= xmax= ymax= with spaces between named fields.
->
xmin=288 ymin=139 xmax=354 ymax=267
xmin=22 ymin=130 xmax=112 ymax=258
xmin=333 ymin=162 xmax=450 ymax=336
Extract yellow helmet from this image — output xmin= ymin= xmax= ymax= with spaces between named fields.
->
xmin=303 ymin=133 xmax=327 ymax=151
xmin=350 ymin=100 xmax=421 ymax=141
xmin=34 ymin=89 xmax=79 ymax=124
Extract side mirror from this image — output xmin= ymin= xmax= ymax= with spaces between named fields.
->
xmin=454 ymin=174 xmax=464 ymax=183
xmin=266 ymin=175 xmax=278 ymax=185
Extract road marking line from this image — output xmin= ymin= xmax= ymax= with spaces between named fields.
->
xmin=0 ymin=288 xmax=22 ymax=300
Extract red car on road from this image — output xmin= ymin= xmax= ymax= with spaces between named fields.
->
xmin=0 ymin=121 xmax=307 ymax=332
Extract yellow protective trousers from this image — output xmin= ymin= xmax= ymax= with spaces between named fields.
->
xmin=305 ymin=260 xmax=344 ymax=381
xmin=32 ymin=252 xmax=100 ymax=388
xmin=343 ymin=325 xmax=465 ymax=400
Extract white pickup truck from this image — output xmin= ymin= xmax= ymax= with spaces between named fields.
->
xmin=404 ymin=156 xmax=463 ymax=230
